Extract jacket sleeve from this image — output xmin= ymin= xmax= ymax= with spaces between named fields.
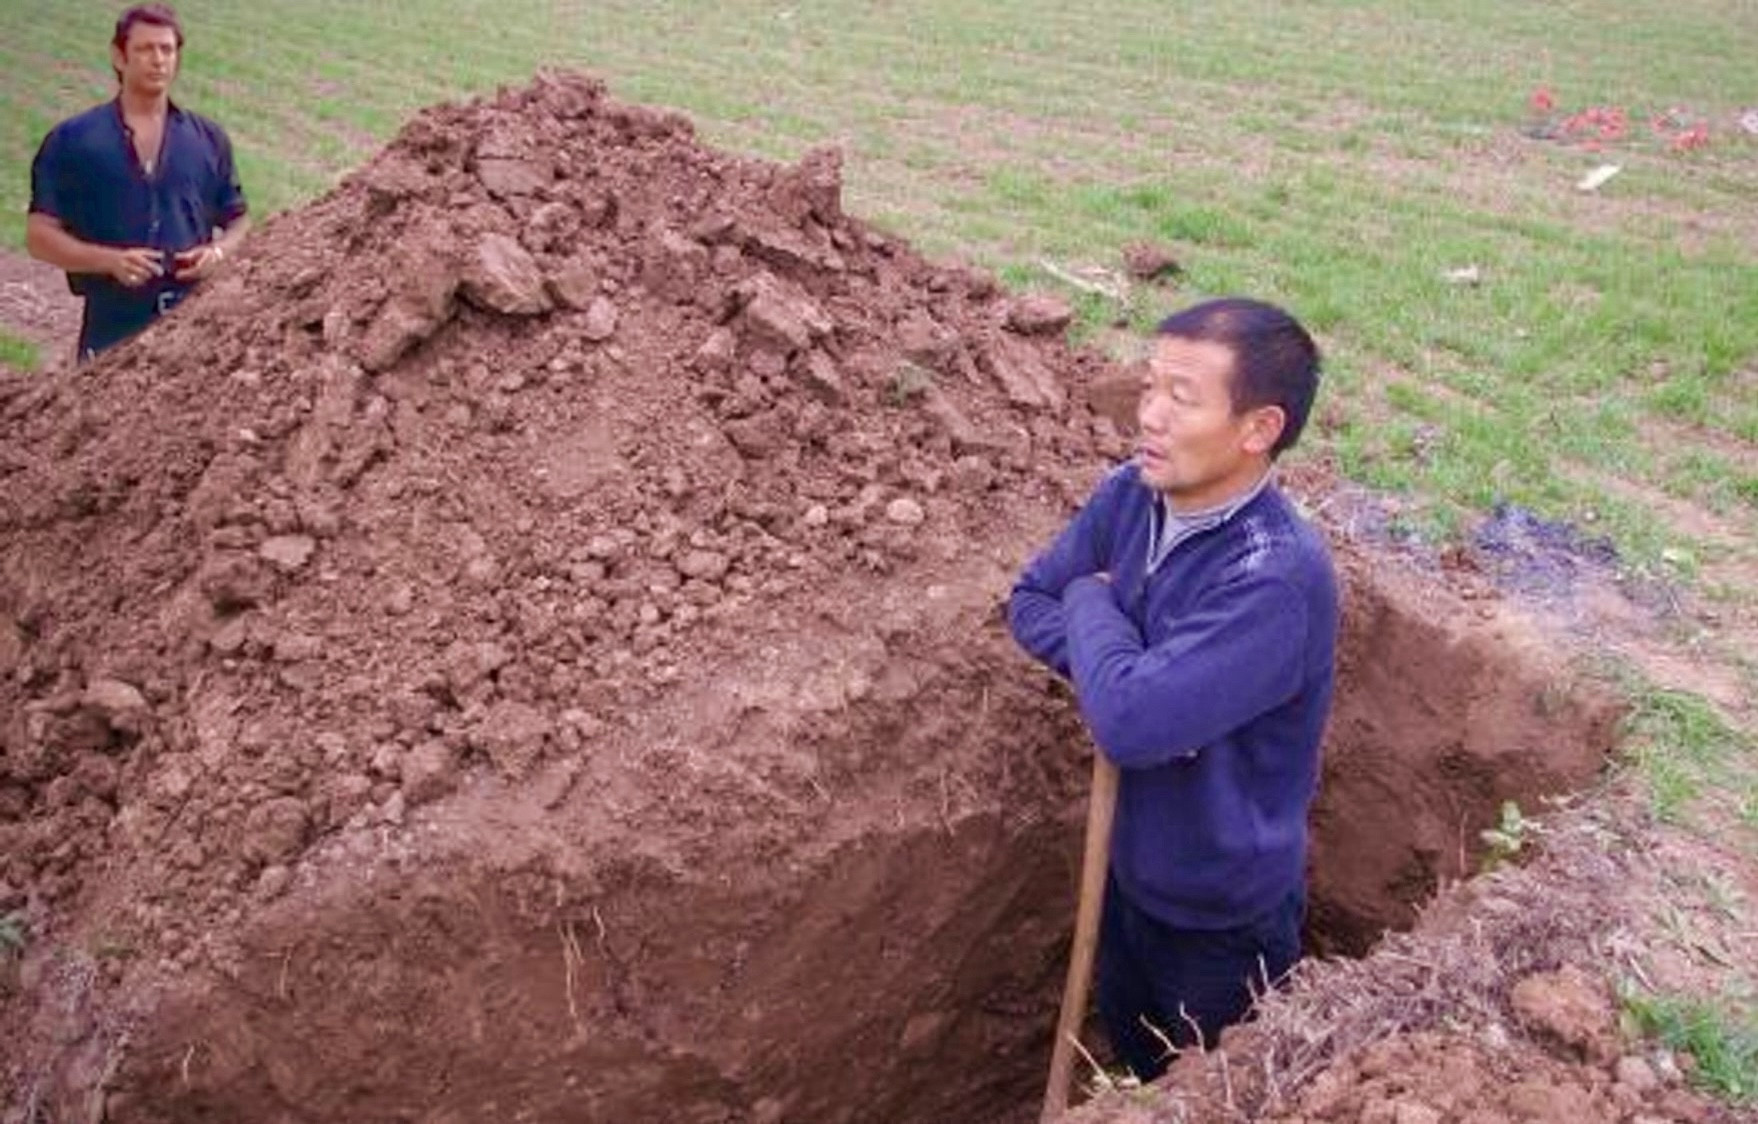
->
xmin=1061 ymin=568 xmax=1309 ymax=768
xmin=1007 ymin=471 xmax=1121 ymax=678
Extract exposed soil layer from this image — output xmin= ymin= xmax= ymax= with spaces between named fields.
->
xmin=2 ymin=75 xmax=1616 ymax=1123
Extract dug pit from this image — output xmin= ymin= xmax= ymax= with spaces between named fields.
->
xmin=0 ymin=74 xmax=1616 ymax=1123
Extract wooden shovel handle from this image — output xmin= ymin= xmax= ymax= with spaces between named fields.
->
xmin=1041 ymin=752 xmax=1121 ymax=1122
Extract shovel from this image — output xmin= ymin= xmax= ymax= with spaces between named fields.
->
xmin=1039 ymin=751 xmax=1120 ymax=1122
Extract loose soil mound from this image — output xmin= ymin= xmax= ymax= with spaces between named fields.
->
xmin=1 ymin=74 xmax=1618 ymax=1122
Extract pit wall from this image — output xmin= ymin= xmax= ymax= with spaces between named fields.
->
xmin=77 ymin=550 xmax=1615 ymax=1124
xmin=1312 ymin=555 xmax=1620 ymax=955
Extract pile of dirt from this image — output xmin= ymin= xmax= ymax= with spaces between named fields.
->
xmin=0 ymin=70 xmax=1119 ymax=1123
xmin=1 ymin=73 xmax=1619 ymax=1123
xmin=0 ymin=69 xmax=1111 ymax=928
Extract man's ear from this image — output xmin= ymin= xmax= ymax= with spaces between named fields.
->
xmin=1241 ymin=405 xmax=1287 ymax=456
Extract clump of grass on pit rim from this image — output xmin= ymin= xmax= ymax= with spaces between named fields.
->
xmin=1624 ymin=990 xmax=1758 ymax=1105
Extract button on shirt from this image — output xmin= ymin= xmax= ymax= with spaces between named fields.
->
xmin=29 ymin=99 xmax=247 ymax=356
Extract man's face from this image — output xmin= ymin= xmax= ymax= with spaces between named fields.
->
xmin=112 ymin=23 xmax=179 ymax=96
xmin=1136 ymin=335 xmax=1283 ymax=510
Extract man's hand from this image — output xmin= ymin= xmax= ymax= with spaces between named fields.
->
xmin=172 ymin=243 xmax=225 ymax=283
xmin=1064 ymin=571 xmax=1116 ymax=604
xmin=108 ymin=246 xmax=165 ymax=288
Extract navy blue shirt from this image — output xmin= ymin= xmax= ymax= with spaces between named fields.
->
xmin=29 ymin=99 xmax=247 ymax=356
xmin=1010 ymin=465 xmax=1339 ymax=929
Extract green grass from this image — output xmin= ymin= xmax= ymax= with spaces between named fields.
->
xmin=0 ymin=911 xmax=25 ymax=958
xmin=1622 ymin=687 xmax=1757 ymax=828
xmin=0 ymin=329 xmax=37 ymax=371
xmin=1625 ymin=990 xmax=1758 ymax=1105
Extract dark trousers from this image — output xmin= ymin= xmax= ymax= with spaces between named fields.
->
xmin=79 ymin=288 xmax=184 ymax=361
xmin=1094 ymin=873 xmax=1303 ymax=1081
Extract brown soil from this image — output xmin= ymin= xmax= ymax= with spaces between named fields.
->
xmin=0 ymin=251 xmax=79 ymax=371
xmin=0 ymin=74 xmax=1657 ymax=1123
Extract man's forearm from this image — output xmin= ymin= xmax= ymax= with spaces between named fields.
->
xmin=213 ymin=213 xmax=250 ymax=258
xmin=25 ymin=213 xmax=115 ymax=274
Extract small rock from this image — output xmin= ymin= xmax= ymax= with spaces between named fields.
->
xmin=259 ymin=534 xmax=317 ymax=573
xmin=1122 ymin=241 xmax=1183 ymax=282
xmin=401 ymin=740 xmax=459 ymax=807
xmin=800 ymin=351 xmax=847 ymax=406
xmin=724 ymin=415 xmax=780 ymax=459
xmin=676 ymin=550 xmax=730 ymax=581
xmin=885 ymin=498 xmax=926 ymax=526
xmin=475 ymin=157 xmax=550 ymax=199
xmin=641 ymin=226 xmax=710 ymax=302
xmin=1391 ymin=1101 xmax=1441 ymax=1124
xmin=470 ymin=700 xmax=553 ymax=779
xmin=547 ymin=262 xmax=599 ymax=311
xmin=83 ymin=678 xmax=147 ymax=717
xmin=1005 ymin=294 xmax=1073 ymax=335
xmin=370 ymin=742 xmax=403 ymax=780
xmin=462 ymin=233 xmax=553 ymax=316
xmin=803 ymin=504 xmax=830 ymax=528
xmin=693 ymin=328 xmax=737 ymax=372
xmin=1615 ymin=1055 xmax=1660 ymax=1092
xmin=738 ymin=275 xmax=828 ymax=355
xmin=581 ymin=297 xmax=619 ymax=342
xmin=1656 ymin=1089 xmax=1710 ymax=1124
xmin=1511 ymin=965 xmax=1615 ymax=1061
xmin=255 ymin=864 xmax=291 ymax=900
xmin=272 ymin=631 xmax=322 ymax=663
xmin=381 ymin=790 xmax=407 ymax=826
xmin=1505 ymin=1078 xmax=1595 ymax=1121
xmin=242 ymin=798 xmax=311 ymax=865
xmin=983 ymin=337 xmax=1065 ymax=411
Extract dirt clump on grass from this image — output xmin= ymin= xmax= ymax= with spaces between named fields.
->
xmin=2 ymin=74 xmax=1625 ymax=1123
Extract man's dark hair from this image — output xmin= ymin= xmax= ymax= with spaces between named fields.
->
xmin=113 ymin=3 xmax=184 ymax=52
xmin=1156 ymin=297 xmax=1321 ymax=458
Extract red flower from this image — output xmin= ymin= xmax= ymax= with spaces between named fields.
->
xmin=1670 ymin=125 xmax=1710 ymax=152
xmin=1530 ymin=87 xmax=1555 ymax=115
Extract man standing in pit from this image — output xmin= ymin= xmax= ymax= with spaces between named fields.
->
xmin=27 ymin=3 xmax=250 ymax=361
xmin=1010 ymin=298 xmax=1339 ymax=1081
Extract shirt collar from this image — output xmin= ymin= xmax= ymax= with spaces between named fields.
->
xmin=1156 ymin=467 xmax=1275 ymax=531
xmin=110 ymin=96 xmax=183 ymax=124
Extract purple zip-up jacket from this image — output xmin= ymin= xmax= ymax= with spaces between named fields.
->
xmin=1009 ymin=463 xmax=1339 ymax=929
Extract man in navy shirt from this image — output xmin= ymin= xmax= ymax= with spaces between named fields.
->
xmin=1010 ymin=298 xmax=1339 ymax=1081
xmin=27 ymin=3 xmax=249 ymax=360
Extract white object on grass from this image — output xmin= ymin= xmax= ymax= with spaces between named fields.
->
xmin=1576 ymin=164 xmax=1622 ymax=193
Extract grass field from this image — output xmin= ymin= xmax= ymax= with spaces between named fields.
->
xmin=3 ymin=3 xmax=1753 ymax=560
xmin=3 ymin=0 xmax=1756 ymax=1095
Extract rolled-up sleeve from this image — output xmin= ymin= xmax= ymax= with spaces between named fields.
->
xmin=29 ymin=127 xmax=70 ymax=220
xmin=209 ymin=125 xmax=247 ymax=226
